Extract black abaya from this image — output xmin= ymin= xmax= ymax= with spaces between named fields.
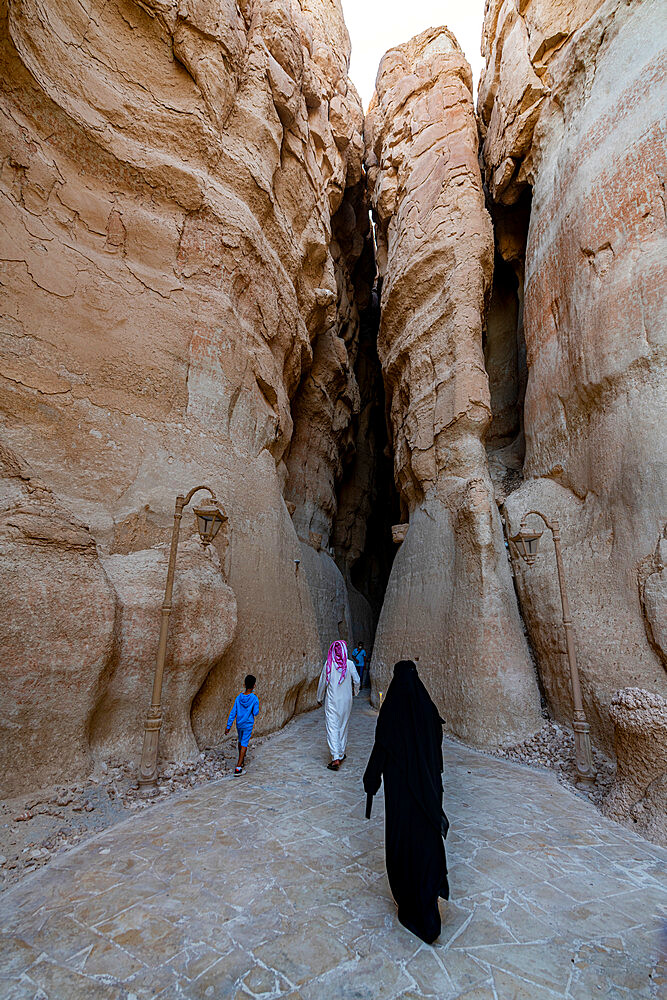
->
xmin=363 ymin=660 xmax=449 ymax=944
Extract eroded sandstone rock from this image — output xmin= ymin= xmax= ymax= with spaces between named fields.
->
xmin=602 ymin=688 xmax=667 ymax=845
xmin=282 ymin=176 xmax=379 ymax=661
xmin=0 ymin=0 xmax=367 ymax=789
xmin=481 ymin=0 xmax=667 ymax=762
xmin=95 ymin=538 xmax=237 ymax=764
xmin=365 ymin=28 xmax=543 ymax=747
xmin=0 ymin=446 xmax=116 ymax=796
xmin=330 ymin=289 xmax=397 ymax=653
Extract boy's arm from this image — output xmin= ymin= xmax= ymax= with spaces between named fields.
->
xmin=253 ymin=695 xmax=259 ymax=717
xmin=225 ymin=697 xmax=238 ymax=732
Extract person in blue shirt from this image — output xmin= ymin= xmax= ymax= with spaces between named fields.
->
xmin=352 ymin=643 xmax=367 ymax=688
xmin=225 ymin=674 xmax=260 ymax=775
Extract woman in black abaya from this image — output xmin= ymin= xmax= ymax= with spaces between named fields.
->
xmin=363 ymin=660 xmax=449 ymax=944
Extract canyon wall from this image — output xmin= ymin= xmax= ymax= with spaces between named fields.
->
xmin=479 ymin=0 xmax=667 ymax=738
xmin=364 ymin=28 xmax=543 ymax=747
xmin=0 ymin=0 xmax=367 ymax=793
xmin=479 ymin=0 xmax=666 ymax=827
xmin=2 ymin=0 xmax=663 ymax=824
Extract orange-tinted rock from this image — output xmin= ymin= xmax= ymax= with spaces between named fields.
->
xmin=484 ymin=0 xmax=667 ymax=753
xmin=0 ymin=446 xmax=116 ymax=796
xmin=364 ymin=28 xmax=543 ymax=747
xmin=0 ymin=0 xmax=366 ymax=790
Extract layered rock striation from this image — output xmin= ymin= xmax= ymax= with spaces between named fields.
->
xmin=0 ymin=444 xmax=116 ymax=796
xmin=0 ymin=0 xmax=368 ymax=792
xmin=364 ymin=28 xmax=543 ymax=747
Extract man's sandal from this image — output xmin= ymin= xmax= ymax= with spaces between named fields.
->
xmin=327 ymin=760 xmax=340 ymax=771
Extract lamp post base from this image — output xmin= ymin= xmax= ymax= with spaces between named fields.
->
xmin=573 ymin=716 xmax=597 ymax=786
xmin=138 ymin=707 xmax=162 ymax=797
xmin=137 ymin=777 xmax=160 ymax=798
xmin=575 ymin=775 xmax=597 ymax=788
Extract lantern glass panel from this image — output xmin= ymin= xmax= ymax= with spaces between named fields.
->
xmin=526 ymin=533 xmax=540 ymax=556
xmin=194 ymin=504 xmax=223 ymax=546
xmin=209 ymin=515 xmax=223 ymax=540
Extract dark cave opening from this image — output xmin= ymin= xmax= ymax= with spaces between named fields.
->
xmin=332 ymin=282 xmax=400 ymax=648
xmin=483 ymin=188 xmax=532 ymax=501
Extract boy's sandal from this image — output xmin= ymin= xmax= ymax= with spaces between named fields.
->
xmin=327 ymin=761 xmax=340 ymax=771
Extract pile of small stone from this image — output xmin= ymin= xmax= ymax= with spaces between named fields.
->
xmin=119 ymin=744 xmax=236 ymax=810
xmin=1 ymin=739 xmax=244 ymax=889
xmin=490 ymin=720 xmax=615 ymax=806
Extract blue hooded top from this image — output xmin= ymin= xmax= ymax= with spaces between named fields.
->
xmin=227 ymin=692 xmax=260 ymax=730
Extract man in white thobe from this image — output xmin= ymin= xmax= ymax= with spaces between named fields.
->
xmin=317 ymin=639 xmax=359 ymax=770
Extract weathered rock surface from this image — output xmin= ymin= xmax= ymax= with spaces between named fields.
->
xmin=0 ymin=445 xmax=116 ymax=796
xmin=481 ymin=0 xmax=667 ymax=758
xmin=281 ymin=176 xmax=384 ymax=662
xmin=478 ymin=0 xmax=607 ymax=207
xmin=364 ymin=28 xmax=543 ymax=747
xmin=0 ymin=0 xmax=367 ymax=790
xmin=639 ymin=527 xmax=667 ymax=670
xmin=602 ymin=688 xmax=667 ymax=845
xmin=3 ymin=0 xmax=663 ymax=827
xmin=296 ymin=539 xmax=352 ymax=667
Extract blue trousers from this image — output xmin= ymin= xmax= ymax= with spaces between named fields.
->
xmin=236 ymin=724 xmax=254 ymax=748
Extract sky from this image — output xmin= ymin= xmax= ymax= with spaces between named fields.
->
xmin=340 ymin=0 xmax=486 ymax=110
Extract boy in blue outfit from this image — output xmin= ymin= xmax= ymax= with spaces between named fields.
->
xmin=352 ymin=643 xmax=367 ymax=688
xmin=225 ymin=674 xmax=259 ymax=775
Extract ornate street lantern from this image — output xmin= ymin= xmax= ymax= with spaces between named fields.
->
xmin=509 ymin=527 xmax=543 ymax=565
xmin=193 ymin=500 xmax=226 ymax=547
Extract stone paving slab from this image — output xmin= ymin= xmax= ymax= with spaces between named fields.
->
xmin=1 ymin=700 xmax=665 ymax=999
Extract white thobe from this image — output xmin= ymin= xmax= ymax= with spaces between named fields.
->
xmin=317 ymin=657 xmax=360 ymax=760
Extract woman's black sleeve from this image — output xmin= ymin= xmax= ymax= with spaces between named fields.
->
xmin=362 ymin=742 xmax=385 ymax=818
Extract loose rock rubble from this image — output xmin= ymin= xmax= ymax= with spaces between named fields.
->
xmin=488 ymin=720 xmax=616 ymax=808
xmin=0 ymin=735 xmax=261 ymax=890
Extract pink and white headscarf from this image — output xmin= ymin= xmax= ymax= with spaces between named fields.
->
xmin=325 ymin=640 xmax=348 ymax=686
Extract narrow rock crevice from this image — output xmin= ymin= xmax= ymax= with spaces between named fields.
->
xmin=332 ymin=282 xmax=400 ymax=650
xmin=483 ymin=188 xmax=532 ymax=505
xmin=363 ymin=27 xmax=543 ymax=748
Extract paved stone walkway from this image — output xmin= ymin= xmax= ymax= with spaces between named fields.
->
xmin=1 ymin=699 xmax=665 ymax=999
